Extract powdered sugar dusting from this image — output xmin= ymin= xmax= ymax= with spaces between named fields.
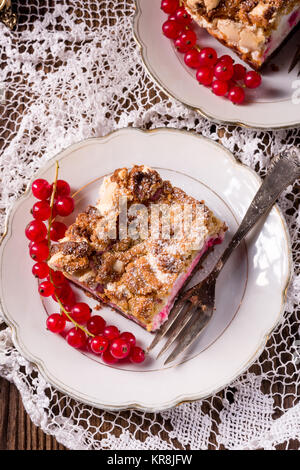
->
xmin=49 ymin=166 xmax=227 ymax=331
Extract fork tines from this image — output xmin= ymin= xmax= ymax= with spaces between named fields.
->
xmin=148 ymin=295 xmax=212 ymax=365
xmin=289 ymin=44 xmax=300 ymax=76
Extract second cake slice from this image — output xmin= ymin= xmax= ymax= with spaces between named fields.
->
xmin=183 ymin=1 xmax=300 ymax=69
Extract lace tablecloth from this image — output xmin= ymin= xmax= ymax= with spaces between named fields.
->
xmin=0 ymin=0 xmax=299 ymax=450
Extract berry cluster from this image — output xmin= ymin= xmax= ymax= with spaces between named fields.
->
xmin=87 ymin=321 xmax=145 ymax=364
xmin=161 ymin=0 xmax=262 ymax=104
xmin=48 ymin=306 xmax=145 ymax=364
xmin=26 ymin=164 xmax=145 ymax=366
xmin=26 ymin=177 xmax=72 ymax=266
xmin=26 ymin=172 xmax=77 ymax=315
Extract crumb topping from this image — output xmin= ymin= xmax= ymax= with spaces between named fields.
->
xmin=48 ymin=166 xmax=227 ymax=330
xmin=185 ymin=1 xmax=298 ymax=28
xmin=184 ymin=0 xmax=300 ymax=68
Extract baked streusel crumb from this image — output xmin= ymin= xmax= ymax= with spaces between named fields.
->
xmin=183 ymin=0 xmax=300 ymax=68
xmin=48 ymin=166 xmax=227 ymax=331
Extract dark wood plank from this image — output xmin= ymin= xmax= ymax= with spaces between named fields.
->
xmin=0 ymin=376 xmax=66 ymax=450
xmin=0 ymin=376 xmax=10 ymax=450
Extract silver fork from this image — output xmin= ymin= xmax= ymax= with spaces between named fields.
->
xmin=148 ymin=148 xmax=300 ymax=365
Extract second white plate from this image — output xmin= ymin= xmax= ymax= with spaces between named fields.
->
xmin=134 ymin=0 xmax=300 ymax=129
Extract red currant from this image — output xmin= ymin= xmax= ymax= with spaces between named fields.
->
xmin=120 ymin=332 xmax=136 ymax=348
xmin=48 ymin=270 xmax=66 ymax=287
xmin=212 ymin=79 xmax=228 ymax=96
xmin=228 ymin=86 xmax=245 ymax=104
xmin=175 ymin=30 xmax=197 ymax=53
xmin=174 ymin=37 xmax=186 ymax=53
xmin=62 ymin=289 xmax=76 ymax=310
xmin=71 ymin=302 xmax=92 ymax=324
xmin=32 ymin=262 xmax=49 ymax=279
xmin=46 ymin=313 xmax=66 ymax=333
xmin=25 ymin=220 xmax=47 ymax=242
xmin=52 ymin=282 xmax=72 ymax=303
xmin=233 ymin=63 xmax=246 ymax=81
xmin=86 ymin=336 xmax=94 ymax=352
xmin=227 ymin=78 xmax=237 ymax=90
xmin=162 ymin=20 xmax=182 ymax=39
xmin=90 ymin=335 xmax=109 ymax=355
xmin=198 ymin=47 xmax=217 ymax=67
xmin=49 ymin=221 xmax=67 ymax=242
xmin=218 ymin=54 xmax=234 ymax=66
xmin=29 ymin=241 xmax=49 ymax=262
xmin=110 ymin=338 xmax=130 ymax=360
xmin=103 ymin=325 xmax=120 ymax=341
xmin=39 ymin=280 xmax=55 ymax=297
xmin=196 ymin=67 xmax=214 ymax=86
xmin=214 ymin=62 xmax=234 ymax=81
xmin=54 ymin=196 xmax=74 ymax=217
xmin=161 ymin=0 xmax=179 ymax=14
xmin=32 ymin=179 xmax=52 ymax=200
xmin=66 ymin=328 xmax=86 ymax=349
xmin=60 ymin=294 xmax=76 ymax=320
xmin=184 ymin=49 xmax=201 ymax=69
xmin=52 ymin=180 xmax=71 ymax=197
xmin=102 ymin=349 xmax=118 ymax=365
xmin=244 ymin=71 xmax=261 ymax=89
xmin=130 ymin=346 xmax=145 ymax=364
xmin=175 ymin=7 xmax=192 ymax=26
xmin=87 ymin=315 xmax=106 ymax=335
xmin=32 ymin=200 xmax=51 ymax=221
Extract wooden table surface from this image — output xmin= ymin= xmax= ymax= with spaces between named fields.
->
xmin=0 ymin=373 xmax=299 ymax=450
xmin=0 ymin=377 xmax=66 ymax=450
xmin=0 ymin=1 xmax=299 ymax=452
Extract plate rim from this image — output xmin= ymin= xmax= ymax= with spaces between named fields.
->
xmin=133 ymin=0 xmax=300 ymax=131
xmin=0 ymin=127 xmax=292 ymax=411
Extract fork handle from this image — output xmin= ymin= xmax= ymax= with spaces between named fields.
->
xmin=215 ymin=148 xmax=300 ymax=273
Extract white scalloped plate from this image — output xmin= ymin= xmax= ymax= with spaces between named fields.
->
xmin=134 ymin=0 xmax=300 ymax=129
xmin=0 ymin=128 xmax=291 ymax=411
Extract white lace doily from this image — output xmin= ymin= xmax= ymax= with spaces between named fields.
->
xmin=0 ymin=0 xmax=299 ymax=451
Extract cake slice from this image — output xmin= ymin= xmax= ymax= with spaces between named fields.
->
xmin=48 ymin=166 xmax=227 ymax=332
xmin=183 ymin=0 xmax=300 ymax=69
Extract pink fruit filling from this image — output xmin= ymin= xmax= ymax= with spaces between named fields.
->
xmin=67 ymin=234 xmax=224 ymax=332
xmin=151 ymin=235 xmax=224 ymax=331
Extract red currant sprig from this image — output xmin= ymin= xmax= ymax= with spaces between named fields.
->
xmin=160 ymin=1 xmax=262 ymax=105
xmin=87 ymin=322 xmax=145 ymax=364
xmin=27 ymin=162 xmax=146 ymax=365
xmin=28 ymin=162 xmax=91 ymax=340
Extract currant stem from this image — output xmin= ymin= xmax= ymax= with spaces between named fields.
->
xmin=47 ymin=161 xmax=94 ymax=338
xmin=55 ymin=294 xmax=94 ymax=337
